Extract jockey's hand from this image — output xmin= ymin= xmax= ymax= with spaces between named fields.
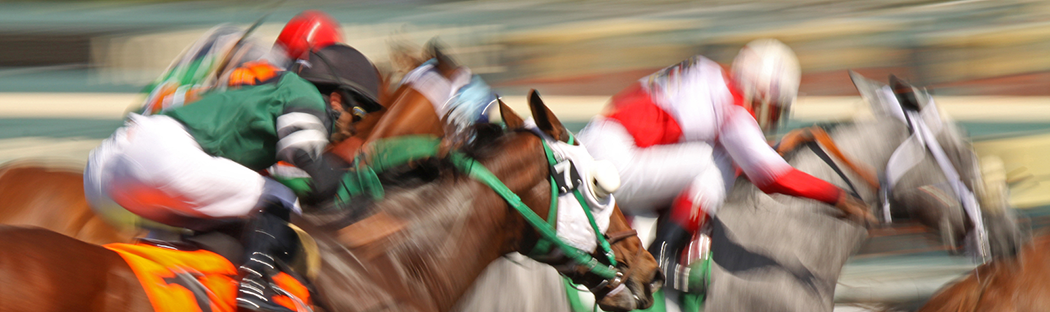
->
xmin=835 ymin=190 xmax=878 ymax=227
xmin=776 ymin=128 xmax=815 ymax=156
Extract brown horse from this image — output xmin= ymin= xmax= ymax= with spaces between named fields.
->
xmin=917 ymin=230 xmax=1050 ymax=312
xmin=0 ymin=96 xmax=660 ymax=312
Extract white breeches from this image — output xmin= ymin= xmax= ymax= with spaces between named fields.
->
xmin=577 ymin=116 xmax=735 ymax=216
xmin=84 ymin=114 xmax=299 ymax=230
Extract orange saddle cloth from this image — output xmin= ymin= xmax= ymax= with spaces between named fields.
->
xmin=104 ymin=243 xmax=311 ymax=312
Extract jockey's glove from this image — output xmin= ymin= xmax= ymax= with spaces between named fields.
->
xmin=834 ymin=189 xmax=877 ymax=227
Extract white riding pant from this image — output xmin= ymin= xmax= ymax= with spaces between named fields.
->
xmin=84 ymin=114 xmax=299 ymax=231
xmin=577 ymin=116 xmax=735 ymax=216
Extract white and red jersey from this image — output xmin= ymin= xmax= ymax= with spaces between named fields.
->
xmin=599 ymin=56 xmax=839 ymax=209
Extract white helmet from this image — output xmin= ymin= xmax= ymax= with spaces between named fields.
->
xmin=731 ymin=39 xmax=801 ymax=133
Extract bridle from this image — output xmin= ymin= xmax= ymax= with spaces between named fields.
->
xmin=449 ymin=129 xmax=644 ymax=300
xmin=327 ymin=127 xmax=646 ymax=301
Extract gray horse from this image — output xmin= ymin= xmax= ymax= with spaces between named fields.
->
xmin=451 ymin=72 xmax=1026 ymax=312
xmin=704 ymin=72 xmax=1025 ymax=312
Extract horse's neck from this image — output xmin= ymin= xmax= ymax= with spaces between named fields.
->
xmin=364 ymin=86 xmax=445 ymax=144
xmin=311 ymin=135 xmax=546 ymax=311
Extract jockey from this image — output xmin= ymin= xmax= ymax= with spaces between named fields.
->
xmin=576 ymin=39 xmax=872 ymax=289
xmin=84 ymin=44 xmax=382 ymax=312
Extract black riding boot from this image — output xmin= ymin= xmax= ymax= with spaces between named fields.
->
xmin=236 ymin=205 xmax=301 ymax=312
xmin=647 ymin=220 xmax=693 ymax=291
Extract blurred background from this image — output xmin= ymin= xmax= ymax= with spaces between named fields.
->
xmin=3 ymin=0 xmax=1050 ymax=309
xmin=6 ymin=0 xmax=1050 ymax=203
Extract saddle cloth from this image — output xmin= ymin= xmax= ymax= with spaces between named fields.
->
xmin=105 ymin=243 xmax=312 ymax=312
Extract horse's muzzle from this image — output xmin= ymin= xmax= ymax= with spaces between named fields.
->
xmin=597 ymin=266 xmax=664 ymax=311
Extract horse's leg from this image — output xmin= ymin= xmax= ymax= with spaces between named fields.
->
xmin=0 ymin=226 xmax=151 ymax=312
xmin=705 ymin=181 xmax=867 ymax=312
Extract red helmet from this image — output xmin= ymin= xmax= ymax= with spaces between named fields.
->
xmin=275 ymin=10 xmax=343 ymax=61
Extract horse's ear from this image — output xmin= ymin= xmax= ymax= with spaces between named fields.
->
xmin=890 ymin=75 xmax=922 ymax=112
xmin=424 ymin=38 xmax=459 ymax=77
xmin=848 ymin=70 xmax=882 ymax=104
xmin=849 ymin=70 xmax=898 ymax=118
xmin=528 ymin=89 xmax=570 ymax=142
xmin=499 ymin=97 xmax=525 ymax=130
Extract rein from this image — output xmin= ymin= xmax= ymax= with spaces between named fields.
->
xmin=781 ymin=126 xmax=880 ymax=202
xmin=534 ymin=132 xmax=642 ymax=295
xmin=537 ymin=134 xmax=618 ymax=267
xmin=807 ymin=141 xmax=862 ymax=199
xmin=449 ymin=148 xmax=620 ymax=279
xmin=333 ymin=134 xmax=628 ymax=281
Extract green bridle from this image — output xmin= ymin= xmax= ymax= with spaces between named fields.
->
xmin=450 ymin=133 xmax=619 ymax=280
xmin=335 ymin=134 xmax=622 ymax=280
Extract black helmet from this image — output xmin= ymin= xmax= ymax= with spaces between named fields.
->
xmin=293 ymin=44 xmax=383 ymax=113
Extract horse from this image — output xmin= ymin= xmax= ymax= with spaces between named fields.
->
xmin=916 ymin=230 xmax=1050 ymax=311
xmin=0 ymin=95 xmax=662 ymax=312
xmin=695 ymin=71 xmax=1025 ymax=312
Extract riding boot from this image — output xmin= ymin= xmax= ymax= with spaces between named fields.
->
xmin=236 ymin=205 xmax=301 ymax=312
xmin=647 ymin=220 xmax=693 ymax=292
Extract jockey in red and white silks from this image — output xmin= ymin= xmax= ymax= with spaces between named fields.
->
xmin=577 ymin=39 xmax=869 ymax=288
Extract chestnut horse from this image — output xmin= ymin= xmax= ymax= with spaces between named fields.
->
xmin=916 ymin=230 xmax=1050 ymax=311
xmin=0 ymin=97 xmax=661 ymax=312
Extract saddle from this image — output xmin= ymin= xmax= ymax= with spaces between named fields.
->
xmin=104 ymin=223 xmax=320 ymax=312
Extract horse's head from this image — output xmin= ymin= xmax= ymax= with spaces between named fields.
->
xmin=361 ymin=39 xmax=486 ymax=144
xmin=330 ymin=40 xmax=476 ymax=162
xmin=301 ymin=89 xmax=659 ymax=311
xmin=848 ymin=71 xmax=1026 ymax=259
xmin=496 ymin=90 xmax=662 ymax=311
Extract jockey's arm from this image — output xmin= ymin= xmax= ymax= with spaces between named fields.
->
xmin=718 ymin=105 xmax=841 ymax=205
xmin=275 ymin=105 xmax=350 ymax=206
